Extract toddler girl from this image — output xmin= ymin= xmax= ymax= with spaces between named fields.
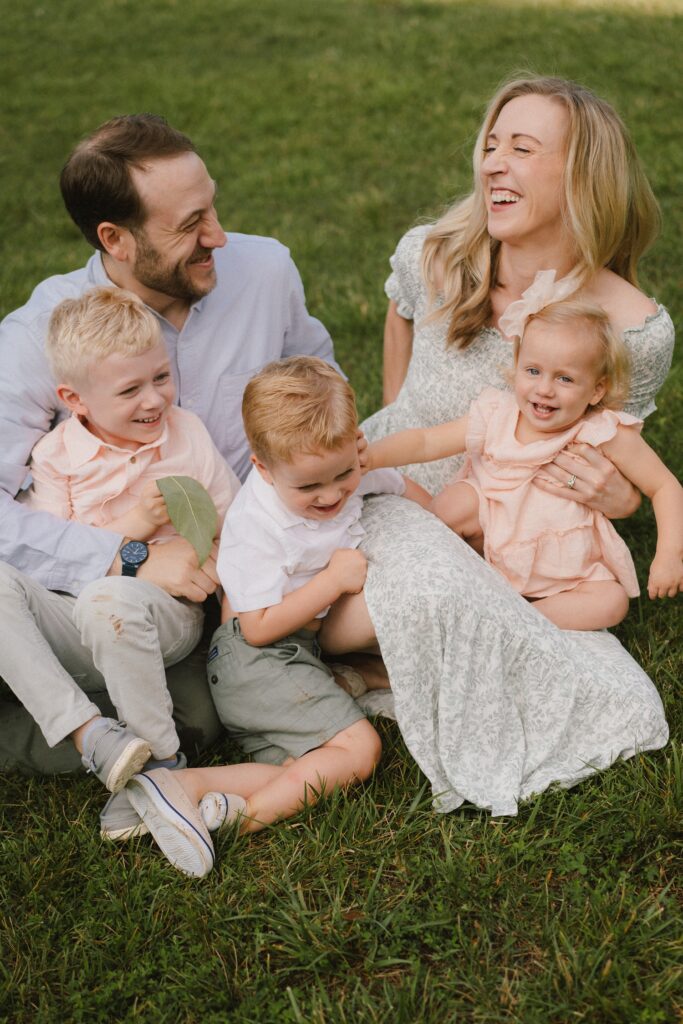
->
xmin=366 ymin=275 xmax=683 ymax=630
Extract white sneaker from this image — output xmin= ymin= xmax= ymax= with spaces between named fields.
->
xmin=126 ymin=769 xmax=214 ymax=878
xmin=199 ymin=792 xmax=247 ymax=832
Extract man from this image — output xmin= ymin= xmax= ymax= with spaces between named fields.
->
xmin=0 ymin=114 xmax=337 ymax=833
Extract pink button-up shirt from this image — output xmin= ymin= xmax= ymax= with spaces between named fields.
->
xmin=25 ymin=406 xmax=239 ymax=538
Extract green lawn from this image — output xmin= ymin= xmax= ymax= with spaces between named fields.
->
xmin=0 ymin=1 xmax=681 ymax=1021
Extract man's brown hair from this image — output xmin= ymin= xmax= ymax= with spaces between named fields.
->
xmin=60 ymin=114 xmax=196 ymax=249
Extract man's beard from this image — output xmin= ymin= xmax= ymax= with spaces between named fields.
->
xmin=132 ymin=231 xmax=216 ymax=304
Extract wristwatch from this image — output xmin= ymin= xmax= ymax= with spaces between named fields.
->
xmin=120 ymin=540 xmax=149 ymax=577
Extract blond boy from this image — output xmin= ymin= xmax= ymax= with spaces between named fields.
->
xmin=1 ymin=287 xmax=238 ymax=835
xmin=196 ymin=357 xmax=430 ymax=823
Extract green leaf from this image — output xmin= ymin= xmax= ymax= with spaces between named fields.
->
xmin=156 ymin=476 xmax=217 ymax=566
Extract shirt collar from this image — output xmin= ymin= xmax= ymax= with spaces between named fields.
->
xmin=62 ymin=413 xmax=169 ymax=468
xmin=88 ymin=251 xmax=207 ymax=317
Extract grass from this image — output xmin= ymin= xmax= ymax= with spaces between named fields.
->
xmin=0 ymin=1 xmax=681 ymax=1021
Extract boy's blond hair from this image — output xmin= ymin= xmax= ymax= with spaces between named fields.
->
xmin=46 ymin=286 xmax=161 ymax=388
xmin=515 ymin=299 xmax=631 ymax=410
xmin=243 ymin=357 xmax=357 ymax=465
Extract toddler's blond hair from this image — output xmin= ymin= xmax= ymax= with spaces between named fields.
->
xmin=46 ymin=286 xmax=161 ymax=388
xmin=515 ymin=299 xmax=631 ymax=410
xmin=243 ymin=357 xmax=357 ymax=465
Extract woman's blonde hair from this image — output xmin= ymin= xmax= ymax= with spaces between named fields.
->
xmin=47 ymin=286 xmax=161 ymax=387
xmin=514 ymin=298 xmax=631 ymax=410
xmin=243 ymin=356 xmax=358 ymax=465
xmin=422 ymin=75 xmax=660 ymax=350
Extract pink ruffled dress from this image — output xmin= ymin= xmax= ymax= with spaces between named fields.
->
xmin=456 ymin=387 xmax=641 ymax=600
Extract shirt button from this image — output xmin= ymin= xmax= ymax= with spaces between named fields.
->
xmin=130 ymin=456 xmax=136 ymax=463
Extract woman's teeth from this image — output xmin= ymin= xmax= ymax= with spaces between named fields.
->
xmin=491 ymin=190 xmax=519 ymax=204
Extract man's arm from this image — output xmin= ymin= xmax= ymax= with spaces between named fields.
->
xmin=0 ymin=306 xmax=123 ymax=594
xmin=282 ymin=255 xmax=342 ymax=373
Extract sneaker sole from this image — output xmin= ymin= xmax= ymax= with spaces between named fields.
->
xmin=105 ymin=738 xmax=152 ymax=794
xmin=100 ymin=821 xmax=150 ymax=842
xmin=126 ymin=771 xmax=214 ymax=878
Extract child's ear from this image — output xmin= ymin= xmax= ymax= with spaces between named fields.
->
xmin=250 ymin=454 xmax=274 ymax=485
xmin=588 ymin=377 xmax=607 ymax=407
xmin=56 ymin=384 xmax=89 ymax=417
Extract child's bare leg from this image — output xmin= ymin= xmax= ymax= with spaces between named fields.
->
xmin=319 ymin=591 xmax=377 ymax=655
xmin=431 ymin=482 xmax=484 ymax=554
xmin=332 ymin=651 xmax=389 ymax=691
xmin=240 ymin=718 xmax=381 ymax=832
xmin=174 ymin=719 xmax=380 ymax=833
xmin=173 ymin=762 xmax=285 ymax=803
xmin=320 ymin=594 xmax=390 ymax=690
xmin=532 ymin=581 xmax=630 ymax=630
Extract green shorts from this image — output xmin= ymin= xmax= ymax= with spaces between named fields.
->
xmin=206 ymin=618 xmax=366 ymax=765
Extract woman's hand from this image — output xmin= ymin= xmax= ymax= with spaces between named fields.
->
xmin=533 ymin=442 xmax=641 ymax=519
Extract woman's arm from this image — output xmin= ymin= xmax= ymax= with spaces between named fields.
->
xmin=602 ymin=426 xmax=683 ymax=598
xmin=383 ymin=301 xmax=414 ymax=405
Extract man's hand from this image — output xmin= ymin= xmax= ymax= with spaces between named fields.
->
xmin=327 ymin=548 xmax=368 ymax=596
xmin=110 ymin=537 xmax=219 ymax=602
xmin=533 ymin=442 xmax=641 ymax=519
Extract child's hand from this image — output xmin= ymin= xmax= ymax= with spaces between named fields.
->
xmin=328 ymin=548 xmax=368 ymax=595
xmin=356 ymin=429 xmax=370 ymax=473
xmin=648 ymin=549 xmax=683 ymax=599
xmin=402 ymin=476 xmax=432 ymax=509
xmin=139 ymin=480 xmax=172 ymax=527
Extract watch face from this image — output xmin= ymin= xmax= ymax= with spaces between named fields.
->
xmin=120 ymin=540 xmax=149 ymax=567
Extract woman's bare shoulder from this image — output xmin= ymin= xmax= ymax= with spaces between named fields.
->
xmin=585 ymin=270 xmax=658 ymax=333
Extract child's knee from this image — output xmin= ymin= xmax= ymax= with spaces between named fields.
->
xmin=609 ymin=584 xmax=631 ymax=626
xmin=343 ymin=718 xmax=382 ymax=780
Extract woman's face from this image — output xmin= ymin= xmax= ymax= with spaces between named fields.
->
xmin=480 ymin=94 xmax=569 ymax=248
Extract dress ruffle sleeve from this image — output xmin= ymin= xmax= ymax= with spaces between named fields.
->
xmin=465 ymin=387 xmax=503 ymax=455
xmin=575 ymin=408 xmax=643 ymax=448
xmin=621 ymin=306 xmax=674 ymax=420
xmin=384 ymin=225 xmax=430 ymax=320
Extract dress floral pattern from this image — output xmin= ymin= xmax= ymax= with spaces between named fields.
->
xmin=356 ymin=224 xmax=673 ymax=816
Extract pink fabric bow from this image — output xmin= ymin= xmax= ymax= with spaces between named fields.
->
xmin=498 ymin=269 xmax=579 ymax=341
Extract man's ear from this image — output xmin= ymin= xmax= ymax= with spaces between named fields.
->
xmin=56 ymin=384 xmax=88 ymax=417
xmin=96 ymin=222 xmax=135 ymax=263
xmin=250 ymin=454 xmax=274 ymax=485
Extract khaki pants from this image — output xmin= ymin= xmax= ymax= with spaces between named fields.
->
xmin=0 ymin=561 xmax=223 ymax=773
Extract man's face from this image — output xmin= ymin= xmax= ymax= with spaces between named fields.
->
xmin=129 ymin=152 xmax=226 ymax=304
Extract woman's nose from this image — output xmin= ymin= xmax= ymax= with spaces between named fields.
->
xmin=481 ymin=147 xmax=508 ymax=175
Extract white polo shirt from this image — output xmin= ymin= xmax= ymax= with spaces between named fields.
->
xmin=217 ymin=466 xmax=405 ymax=615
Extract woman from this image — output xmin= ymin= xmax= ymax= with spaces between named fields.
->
xmin=321 ymin=76 xmax=673 ymax=816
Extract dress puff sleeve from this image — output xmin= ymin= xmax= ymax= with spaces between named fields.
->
xmin=576 ymin=408 xmax=643 ymax=448
xmin=622 ymin=306 xmax=674 ymax=420
xmin=384 ymin=225 xmax=430 ymax=320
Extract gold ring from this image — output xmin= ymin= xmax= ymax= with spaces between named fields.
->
xmin=566 ymin=474 xmax=577 ymax=489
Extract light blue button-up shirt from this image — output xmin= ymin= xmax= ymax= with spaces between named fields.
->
xmin=0 ymin=233 xmax=338 ymax=594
